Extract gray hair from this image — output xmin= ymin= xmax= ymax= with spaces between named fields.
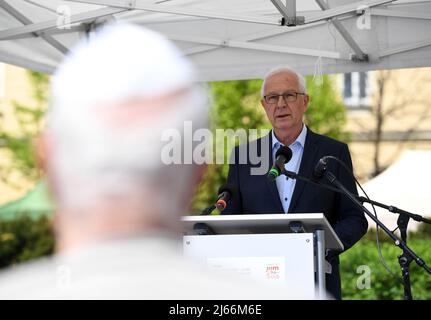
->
xmin=48 ymin=23 xmax=209 ymax=220
xmin=261 ymin=66 xmax=307 ymax=97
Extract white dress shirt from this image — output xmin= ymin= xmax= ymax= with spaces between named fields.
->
xmin=272 ymin=124 xmax=307 ymax=213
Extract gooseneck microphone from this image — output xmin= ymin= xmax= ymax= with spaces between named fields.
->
xmin=215 ymin=184 xmax=235 ymax=211
xmin=200 ymin=184 xmax=235 ymax=215
xmin=267 ymin=146 xmax=293 ymax=181
xmin=313 ymin=156 xmax=329 ymax=181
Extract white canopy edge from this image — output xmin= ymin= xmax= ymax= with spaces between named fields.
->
xmin=0 ymin=0 xmax=430 ymax=80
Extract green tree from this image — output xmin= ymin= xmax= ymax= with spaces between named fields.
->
xmin=304 ymin=75 xmax=350 ymax=142
xmin=0 ymin=215 xmax=54 ymax=268
xmin=341 ymin=238 xmax=431 ymax=299
xmin=0 ymin=71 xmax=49 ymax=187
xmin=192 ymin=80 xmax=268 ymax=212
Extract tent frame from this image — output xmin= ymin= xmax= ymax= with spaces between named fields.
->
xmin=0 ymin=0 xmax=430 ymax=76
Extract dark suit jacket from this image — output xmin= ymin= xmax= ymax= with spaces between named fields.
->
xmin=223 ymin=127 xmax=368 ymax=299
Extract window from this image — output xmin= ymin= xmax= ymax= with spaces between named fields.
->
xmin=342 ymin=71 xmax=370 ymax=109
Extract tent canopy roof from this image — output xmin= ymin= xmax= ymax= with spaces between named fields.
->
xmin=0 ymin=0 xmax=431 ymax=80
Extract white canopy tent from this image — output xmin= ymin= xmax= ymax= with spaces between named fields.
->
xmin=0 ymin=0 xmax=430 ymax=80
xmin=361 ymin=150 xmax=431 ymax=232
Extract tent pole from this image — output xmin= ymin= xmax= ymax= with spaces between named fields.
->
xmin=315 ymin=0 xmax=368 ymax=62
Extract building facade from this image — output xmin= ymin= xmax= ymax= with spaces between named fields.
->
xmin=340 ymin=67 xmax=431 ymax=181
xmin=0 ymin=63 xmax=44 ymax=204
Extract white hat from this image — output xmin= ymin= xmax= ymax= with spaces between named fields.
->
xmin=47 ymin=23 xmax=208 ymax=210
xmin=51 ymin=23 xmax=195 ymax=111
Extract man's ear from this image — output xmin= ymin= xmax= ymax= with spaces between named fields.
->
xmin=303 ymin=94 xmax=310 ymax=111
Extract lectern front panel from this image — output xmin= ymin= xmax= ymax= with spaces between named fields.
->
xmin=183 ymin=233 xmax=315 ymax=299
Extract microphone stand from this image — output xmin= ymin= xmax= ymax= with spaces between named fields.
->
xmin=356 ymin=196 xmax=431 ymax=300
xmin=197 ymin=205 xmax=217 ymax=234
xmin=201 ymin=204 xmax=216 ymax=216
xmin=279 ymin=168 xmax=431 ymax=300
xmin=281 ymin=168 xmax=431 ymax=226
xmin=357 ymin=196 xmax=431 ymax=224
xmin=316 ymin=169 xmax=431 ymax=300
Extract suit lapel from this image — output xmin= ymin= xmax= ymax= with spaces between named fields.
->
xmin=262 ymin=132 xmax=284 ymax=213
xmin=288 ymin=128 xmax=319 ymax=212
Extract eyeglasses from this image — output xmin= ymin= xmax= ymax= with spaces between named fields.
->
xmin=263 ymin=92 xmax=306 ymax=104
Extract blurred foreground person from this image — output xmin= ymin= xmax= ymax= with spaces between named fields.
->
xmin=0 ymin=24 xmax=311 ymax=299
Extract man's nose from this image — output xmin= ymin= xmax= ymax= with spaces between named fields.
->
xmin=276 ymin=95 xmax=287 ymax=108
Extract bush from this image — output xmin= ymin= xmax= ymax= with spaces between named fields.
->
xmin=0 ymin=215 xmax=55 ymax=268
xmin=341 ymin=239 xmax=431 ymax=299
xmin=363 ymin=223 xmax=431 ymax=243
xmin=411 ymin=223 xmax=431 ymax=240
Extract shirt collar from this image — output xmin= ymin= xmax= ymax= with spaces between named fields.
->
xmin=272 ymin=124 xmax=307 ymax=150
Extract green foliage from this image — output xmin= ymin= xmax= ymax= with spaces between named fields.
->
xmin=410 ymin=223 xmax=431 ymax=240
xmin=362 ymin=227 xmax=401 ymax=243
xmin=304 ymin=75 xmax=350 ymax=142
xmin=210 ymin=79 xmax=268 ymax=130
xmin=0 ymin=71 xmax=49 ymax=186
xmin=27 ymin=71 xmax=50 ymax=103
xmin=363 ymin=224 xmax=431 ymax=243
xmin=341 ymin=239 xmax=431 ymax=299
xmin=191 ymin=80 xmax=268 ymax=212
xmin=0 ymin=215 xmax=55 ymax=268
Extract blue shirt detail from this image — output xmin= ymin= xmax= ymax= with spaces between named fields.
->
xmin=272 ymin=125 xmax=307 ymax=213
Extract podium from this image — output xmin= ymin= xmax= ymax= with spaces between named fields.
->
xmin=181 ymin=213 xmax=343 ymax=299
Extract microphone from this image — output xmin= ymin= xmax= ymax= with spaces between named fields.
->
xmin=313 ymin=156 xmax=329 ymax=181
xmin=215 ymin=184 xmax=234 ymax=211
xmin=267 ymin=146 xmax=293 ymax=181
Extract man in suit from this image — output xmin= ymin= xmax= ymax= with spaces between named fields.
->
xmin=223 ymin=67 xmax=368 ymax=299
